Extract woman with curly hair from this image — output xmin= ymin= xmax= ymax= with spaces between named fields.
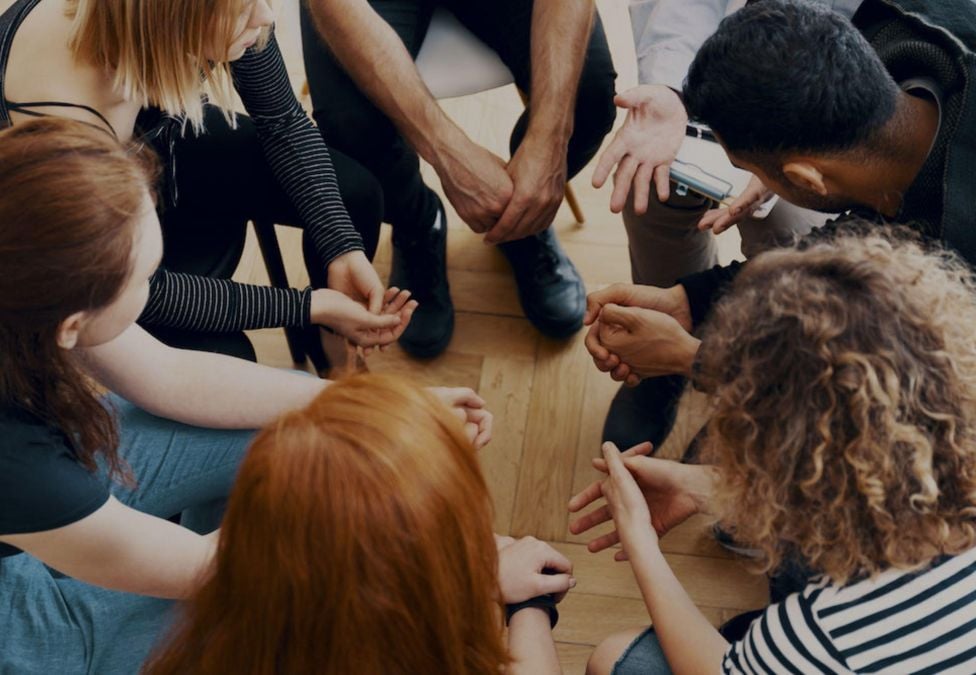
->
xmin=572 ymin=232 xmax=976 ymax=674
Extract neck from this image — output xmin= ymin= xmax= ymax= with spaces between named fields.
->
xmin=865 ymin=92 xmax=941 ymax=217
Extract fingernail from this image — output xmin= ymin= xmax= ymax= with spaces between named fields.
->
xmin=570 ymin=577 xmax=577 ymax=587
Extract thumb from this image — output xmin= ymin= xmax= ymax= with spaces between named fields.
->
xmin=367 ymin=286 xmax=384 ymax=314
xmin=614 ymin=89 xmax=644 ymax=109
xmin=360 ymin=312 xmax=402 ymax=330
xmin=599 ymin=304 xmax=640 ymax=331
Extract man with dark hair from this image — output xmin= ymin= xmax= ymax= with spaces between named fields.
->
xmin=301 ymin=0 xmax=617 ymax=358
xmin=587 ymin=0 xmax=976 ymax=445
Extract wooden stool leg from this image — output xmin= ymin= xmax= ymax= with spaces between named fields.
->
xmin=252 ymin=220 xmax=307 ymax=365
xmin=565 ymin=183 xmax=585 ymax=224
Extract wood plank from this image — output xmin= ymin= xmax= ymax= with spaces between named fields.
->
xmin=510 ymin=332 xmax=590 ymax=539
xmin=550 ymin=541 xmax=768 ymax=610
xmin=365 ymin=349 xmax=483 ymax=391
xmin=478 ymin=356 xmax=535 ymax=533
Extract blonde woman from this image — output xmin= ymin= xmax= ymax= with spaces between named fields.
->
xmin=0 ymin=0 xmax=407 ymax=366
xmin=572 ymin=233 xmax=976 ymax=674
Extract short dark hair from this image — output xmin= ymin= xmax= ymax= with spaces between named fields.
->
xmin=683 ymin=0 xmax=900 ymax=156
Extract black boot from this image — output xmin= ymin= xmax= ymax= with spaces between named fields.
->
xmin=389 ymin=199 xmax=454 ymax=358
xmin=499 ymin=228 xmax=585 ymax=338
xmin=601 ymin=375 xmax=686 ymax=450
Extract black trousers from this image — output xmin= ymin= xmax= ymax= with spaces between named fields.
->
xmin=147 ymin=106 xmax=384 ymax=359
xmin=300 ymin=0 xmax=617 ymax=239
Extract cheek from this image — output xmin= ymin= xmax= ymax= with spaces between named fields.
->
xmin=77 ymin=287 xmax=149 ymax=347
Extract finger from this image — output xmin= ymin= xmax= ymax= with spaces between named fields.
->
xmin=623 ymin=442 xmax=654 ymax=458
xmin=383 ymin=286 xmax=399 ymax=306
xmin=611 ymin=363 xmax=632 ymax=382
xmin=585 ymin=323 xmax=611 ymax=365
xmin=567 ymin=479 xmax=604 ymax=513
xmin=592 ymin=139 xmax=627 ymax=189
xmin=367 ymin=285 xmax=384 ymax=314
xmin=602 ymin=442 xmax=628 ymax=481
xmin=384 ymin=289 xmax=412 ymax=314
xmin=484 ymin=199 xmax=523 ymax=245
xmin=614 ymin=89 xmax=644 ymax=109
xmin=625 ymin=373 xmax=642 ymax=387
xmin=391 ymin=301 xmax=419 ymax=340
xmin=587 ymin=529 xmax=621 ymax=554
xmin=697 ymin=208 xmax=724 ymax=231
xmin=599 ymin=304 xmax=639 ymax=331
xmin=534 ymin=573 xmax=576 ymax=596
xmin=540 ymin=545 xmax=573 ymax=574
xmin=653 ymin=163 xmax=672 ymax=204
xmin=614 ymin=549 xmax=631 ymax=562
xmin=610 ymin=155 xmax=639 ymax=214
xmin=569 ymin=504 xmax=613 ymax=535
xmin=474 ymin=411 xmax=493 ymax=448
xmin=631 ymin=162 xmax=655 ymax=216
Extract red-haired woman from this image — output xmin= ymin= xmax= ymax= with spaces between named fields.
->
xmin=146 ymin=373 xmax=572 ymax=675
xmin=0 ymin=119 xmax=491 ymax=674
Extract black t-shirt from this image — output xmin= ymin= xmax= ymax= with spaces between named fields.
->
xmin=0 ymin=405 xmax=110 ymax=558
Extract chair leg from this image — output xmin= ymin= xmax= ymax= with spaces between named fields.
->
xmin=252 ymin=220 xmax=307 ymax=365
xmin=565 ymin=183 xmax=585 ymax=224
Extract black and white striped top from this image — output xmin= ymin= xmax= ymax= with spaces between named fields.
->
xmin=722 ymin=545 xmax=976 ymax=674
xmin=138 ymin=30 xmax=362 ymax=333
xmin=0 ymin=0 xmax=360 ymax=332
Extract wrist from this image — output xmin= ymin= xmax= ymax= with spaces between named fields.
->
xmin=507 ymin=605 xmax=553 ymax=632
xmin=686 ymin=465 xmax=718 ymax=515
xmin=308 ymin=289 xmax=332 ymax=326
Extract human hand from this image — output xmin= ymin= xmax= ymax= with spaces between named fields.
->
xmin=697 ymin=175 xmax=774 ymax=234
xmin=589 ymin=304 xmax=701 ymax=383
xmin=569 ymin=445 xmax=713 ymax=561
xmin=426 ymin=386 xmax=493 ymax=449
xmin=435 ymin=140 xmax=514 ymax=234
xmin=327 ymin=250 xmax=385 ymax=314
xmin=497 ymin=536 xmax=576 ymax=604
xmin=584 ymin=283 xmax=693 ymax=330
xmin=484 ymin=137 xmax=567 ymax=245
xmin=310 ymin=287 xmax=417 ymax=349
xmin=592 ymin=85 xmax=689 ymax=214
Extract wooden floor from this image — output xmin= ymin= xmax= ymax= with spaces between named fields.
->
xmin=236 ymin=3 xmax=767 ymax=671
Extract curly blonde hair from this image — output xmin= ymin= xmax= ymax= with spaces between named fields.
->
xmin=696 ymin=229 xmax=976 ymax=584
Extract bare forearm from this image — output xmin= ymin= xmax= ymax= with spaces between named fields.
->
xmin=84 ymin=326 xmax=327 ymax=429
xmin=506 ymin=608 xmax=561 ymax=674
xmin=526 ymin=0 xmax=595 ymax=145
xmin=629 ymin=544 xmax=728 ymax=674
xmin=306 ymin=0 xmax=466 ymax=166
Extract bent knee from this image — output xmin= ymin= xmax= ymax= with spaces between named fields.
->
xmin=586 ymin=627 xmax=648 ymax=675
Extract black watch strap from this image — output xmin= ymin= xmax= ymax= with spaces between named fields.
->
xmin=505 ymin=595 xmax=559 ymax=628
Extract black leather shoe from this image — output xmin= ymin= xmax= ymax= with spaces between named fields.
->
xmin=389 ymin=200 xmax=454 ymax=358
xmin=601 ymin=375 xmax=686 ymax=450
xmin=499 ymin=229 xmax=585 ymax=338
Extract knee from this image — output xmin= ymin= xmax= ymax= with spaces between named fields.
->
xmin=586 ymin=627 xmax=646 ymax=675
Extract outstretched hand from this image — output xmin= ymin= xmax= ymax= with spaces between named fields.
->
xmin=592 ymin=85 xmax=688 ymax=215
xmin=569 ymin=443 xmax=712 ymax=562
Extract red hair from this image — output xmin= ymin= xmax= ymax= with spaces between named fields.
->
xmin=145 ymin=374 xmax=509 ymax=674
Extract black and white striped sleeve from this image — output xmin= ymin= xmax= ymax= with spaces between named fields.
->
xmin=722 ymin=585 xmax=853 ymax=675
xmin=230 ymin=29 xmax=364 ymax=267
xmin=140 ymin=268 xmax=312 ymax=332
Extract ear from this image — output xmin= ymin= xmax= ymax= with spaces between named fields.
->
xmin=782 ymin=160 xmax=828 ymax=196
xmin=56 ymin=312 xmax=86 ymax=350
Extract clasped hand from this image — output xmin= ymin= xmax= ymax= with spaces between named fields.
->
xmin=583 ymin=283 xmax=701 ymax=385
xmin=436 ymin=135 xmax=567 ymax=245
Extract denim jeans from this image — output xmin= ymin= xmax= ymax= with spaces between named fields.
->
xmin=0 ymin=397 xmax=253 ymax=675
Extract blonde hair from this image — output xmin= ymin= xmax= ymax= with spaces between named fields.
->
xmin=696 ymin=229 xmax=976 ymax=584
xmin=66 ymin=0 xmax=259 ymax=130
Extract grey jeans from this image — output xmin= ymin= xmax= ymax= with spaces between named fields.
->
xmin=622 ymin=191 xmax=829 ymax=288
xmin=0 ymin=398 xmax=253 ymax=675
